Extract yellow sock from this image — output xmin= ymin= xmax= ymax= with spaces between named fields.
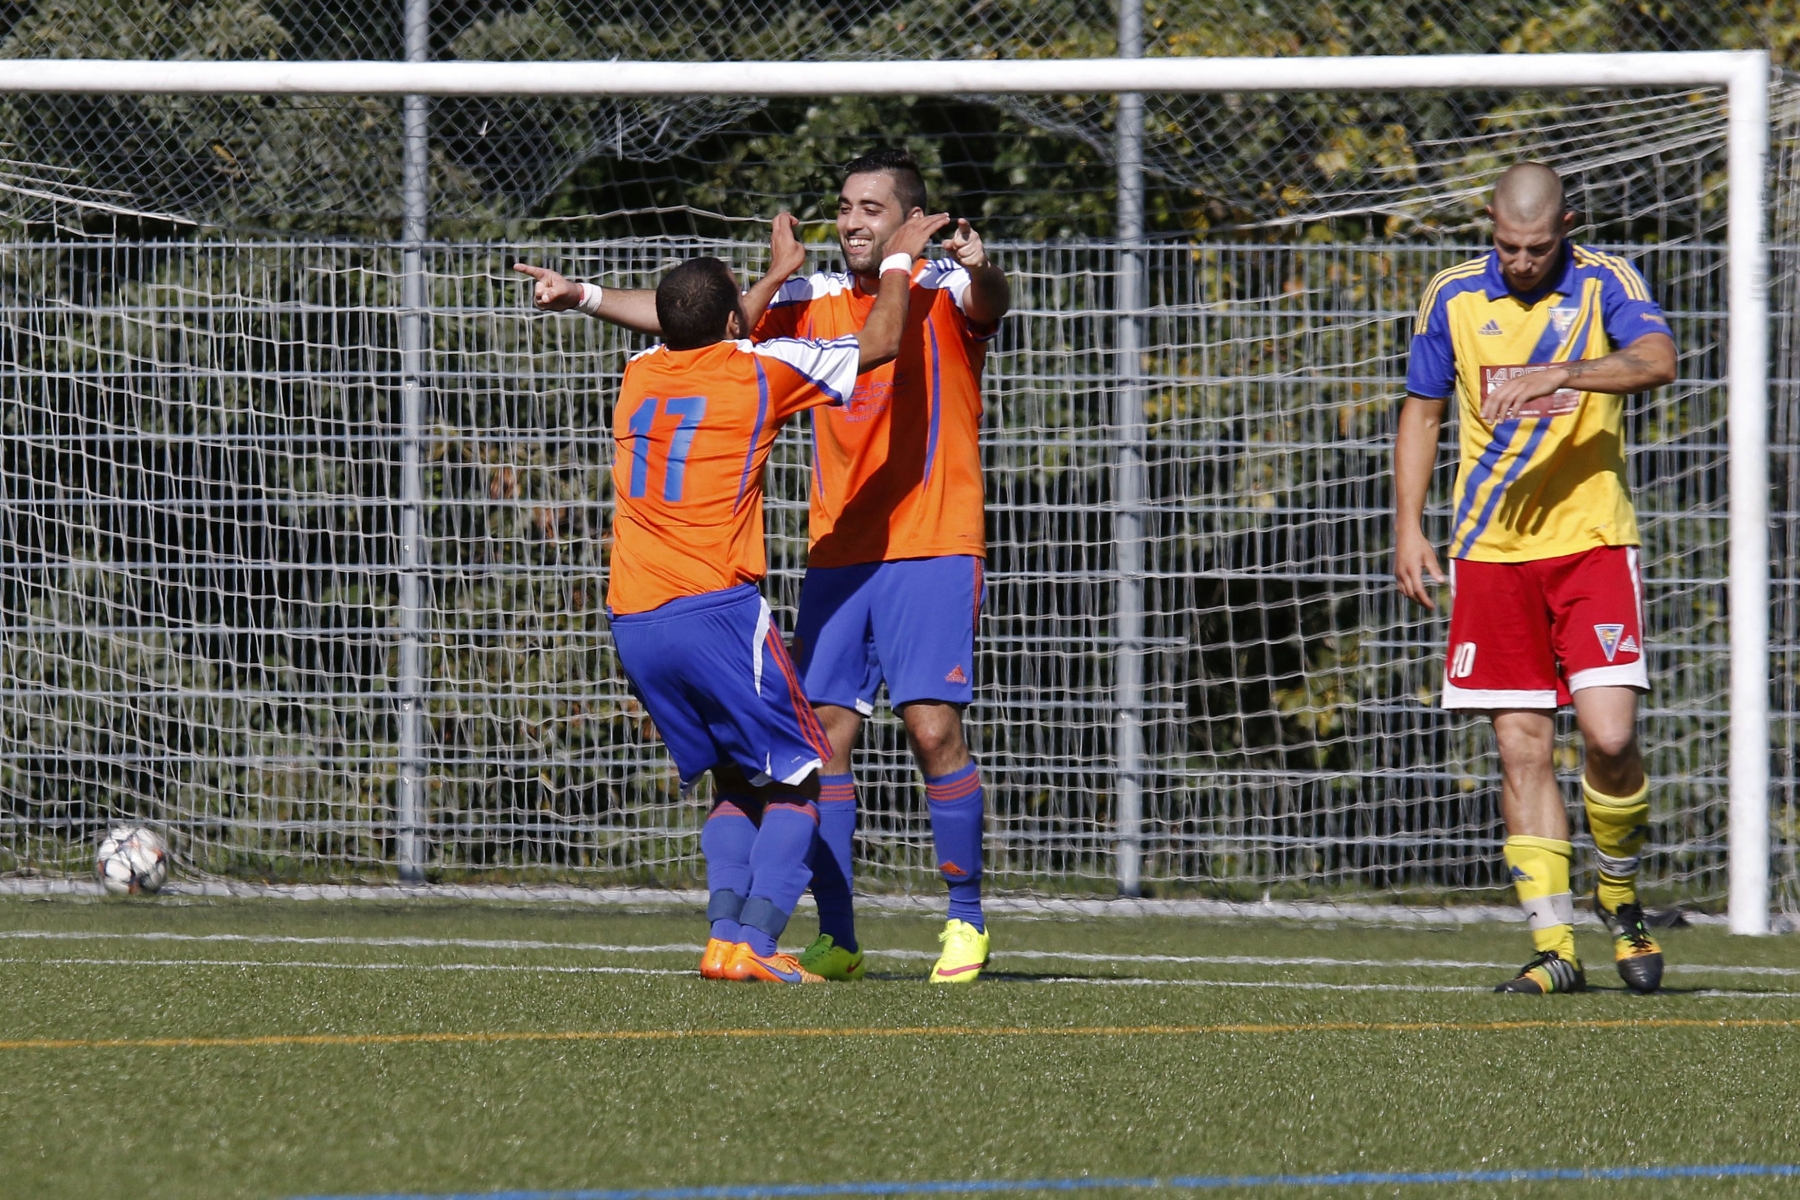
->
xmin=1583 ymin=776 xmax=1650 ymax=912
xmin=1503 ymin=835 xmax=1577 ymax=961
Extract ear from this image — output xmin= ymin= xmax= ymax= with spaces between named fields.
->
xmin=724 ymin=308 xmax=744 ymax=340
xmin=1561 ymin=209 xmax=1576 ymax=233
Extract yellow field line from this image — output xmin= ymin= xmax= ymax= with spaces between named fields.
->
xmin=2 ymin=1016 xmax=1798 ymax=1052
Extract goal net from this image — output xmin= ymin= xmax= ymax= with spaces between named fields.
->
xmin=0 ymin=46 xmax=1791 ymax=922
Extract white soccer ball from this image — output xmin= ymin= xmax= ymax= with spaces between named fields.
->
xmin=95 ymin=825 xmax=170 ymax=895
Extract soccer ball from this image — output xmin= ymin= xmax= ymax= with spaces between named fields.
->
xmin=95 ymin=825 xmax=170 ymax=895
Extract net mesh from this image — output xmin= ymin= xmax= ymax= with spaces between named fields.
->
xmin=0 ymin=0 xmax=1793 ymax=911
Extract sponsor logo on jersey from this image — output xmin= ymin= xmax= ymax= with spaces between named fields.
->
xmin=1510 ymin=865 xmax=1533 ymax=882
xmin=1481 ymin=363 xmax=1581 ymax=417
xmin=1594 ymin=623 xmax=1626 ymax=662
xmin=1619 ymin=634 xmax=1639 ymax=656
xmin=944 ymin=664 xmax=968 ymax=684
xmin=1478 ymin=319 xmax=1504 ymax=335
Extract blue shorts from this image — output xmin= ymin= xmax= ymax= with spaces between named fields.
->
xmin=609 ymin=584 xmax=832 ymax=788
xmin=792 ymin=555 xmax=985 ymax=713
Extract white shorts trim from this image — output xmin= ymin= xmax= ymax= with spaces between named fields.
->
xmin=1441 ymin=680 xmax=1557 ymax=710
xmin=1568 ymin=661 xmax=1649 ymax=692
xmin=769 ymin=756 xmax=823 ymax=787
xmin=751 ymin=597 xmax=772 ymax=695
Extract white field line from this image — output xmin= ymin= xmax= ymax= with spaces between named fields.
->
xmin=10 ymin=956 xmax=1800 ymax=1000
xmin=0 ymin=930 xmax=1792 ymax=977
xmin=0 ymin=930 xmax=702 ymax=953
xmin=0 ymin=956 xmax=686 ymax=976
xmin=10 ymin=876 xmax=1767 ymax=929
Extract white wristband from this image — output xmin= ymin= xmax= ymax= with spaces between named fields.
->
xmin=576 ymin=282 xmax=605 ymax=315
xmin=879 ymin=253 xmax=913 ymax=276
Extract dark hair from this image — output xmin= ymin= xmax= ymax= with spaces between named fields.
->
xmin=655 ymin=257 xmax=744 ymax=350
xmin=842 ymin=147 xmax=927 ymax=215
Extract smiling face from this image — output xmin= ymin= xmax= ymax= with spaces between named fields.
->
xmin=837 ymin=171 xmax=921 ymax=277
xmin=1488 ymin=206 xmax=1574 ymax=296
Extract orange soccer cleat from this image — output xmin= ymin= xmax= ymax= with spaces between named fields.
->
xmin=699 ymin=937 xmax=741 ymax=980
xmin=730 ymin=944 xmax=825 ymax=984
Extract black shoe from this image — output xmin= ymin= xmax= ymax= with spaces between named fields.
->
xmin=1600 ymin=901 xmax=1665 ymax=994
xmin=1495 ymin=950 xmax=1587 ymax=995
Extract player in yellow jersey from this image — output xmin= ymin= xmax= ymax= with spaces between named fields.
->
xmin=1393 ymin=163 xmax=1677 ymax=995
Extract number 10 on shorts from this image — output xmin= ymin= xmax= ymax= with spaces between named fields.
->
xmin=1449 ymin=642 xmax=1477 ymax=680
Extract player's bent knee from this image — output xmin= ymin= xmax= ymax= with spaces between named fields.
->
xmin=901 ymin=703 xmax=967 ymax=765
xmin=1583 ymin=725 xmax=1638 ymax=764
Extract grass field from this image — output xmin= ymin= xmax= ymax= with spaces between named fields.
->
xmin=0 ymin=895 xmax=1796 ymax=1200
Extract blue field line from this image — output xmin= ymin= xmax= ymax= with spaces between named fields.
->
xmin=291 ymin=1162 xmax=1800 ymax=1200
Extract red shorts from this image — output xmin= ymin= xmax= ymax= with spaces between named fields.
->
xmin=1442 ymin=545 xmax=1647 ymax=710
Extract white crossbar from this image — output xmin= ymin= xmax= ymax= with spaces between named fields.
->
xmin=0 ymin=51 xmax=1762 ymax=96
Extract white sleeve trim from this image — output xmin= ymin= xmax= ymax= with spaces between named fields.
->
xmin=751 ymin=335 xmax=862 ymax=405
xmin=767 ymin=271 xmax=852 ymax=309
xmin=918 ymin=258 xmax=974 ymax=311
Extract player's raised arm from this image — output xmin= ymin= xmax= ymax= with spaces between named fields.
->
xmin=852 ymin=211 xmax=950 ymax=371
xmin=940 ymin=218 xmax=1010 ymax=324
xmin=512 ymin=262 xmax=661 ymax=335
xmin=741 ymin=212 xmax=809 ymax=332
xmin=1392 ymin=394 xmax=1448 ymax=610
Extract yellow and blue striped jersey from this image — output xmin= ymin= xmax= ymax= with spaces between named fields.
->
xmin=1406 ymin=243 xmax=1672 ymax=562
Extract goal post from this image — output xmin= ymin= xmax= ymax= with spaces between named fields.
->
xmin=0 ymin=51 xmax=1776 ymax=931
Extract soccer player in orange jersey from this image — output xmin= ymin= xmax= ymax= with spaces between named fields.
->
xmin=517 ymin=150 xmax=1010 ymax=984
xmin=549 ymin=211 xmax=946 ymax=983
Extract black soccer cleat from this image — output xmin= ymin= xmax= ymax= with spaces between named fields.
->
xmin=1600 ymin=901 xmax=1665 ymax=994
xmin=1495 ymin=950 xmax=1587 ymax=995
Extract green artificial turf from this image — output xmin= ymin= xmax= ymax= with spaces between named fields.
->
xmin=0 ymin=896 xmax=1795 ymax=1200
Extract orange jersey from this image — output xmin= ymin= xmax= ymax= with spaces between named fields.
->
xmin=755 ymin=261 xmax=997 ymax=568
xmin=606 ymin=336 xmax=861 ymax=615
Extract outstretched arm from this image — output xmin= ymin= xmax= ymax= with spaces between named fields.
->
xmin=1393 ymin=395 xmax=1448 ymax=610
xmin=512 ymin=263 xmax=661 ymax=335
xmin=940 ymin=218 xmax=1010 ymax=325
xmin=740 ymin=212 xmax=810 ymax=333
xmin=1481 ymin=332 xmax=1676 ymax=423
xmin=855 ymin=212 xmax=952 ymax=371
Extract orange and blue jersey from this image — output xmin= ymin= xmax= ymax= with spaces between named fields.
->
xmin=754 ymin=260 xmax=997 ymax=569
xmin=606 ymin=335 xmax=861 ymax=616
xmin=1406 ymin=242 xmax=1673 ymax=563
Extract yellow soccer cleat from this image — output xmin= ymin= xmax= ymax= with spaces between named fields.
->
xmin=797 ymin=934 xmax=866 ymax=981
xmin=1600 ymin=901 xmax=1665 ymax=994
xmin=929 ymin=918 xmax=990 ymax=984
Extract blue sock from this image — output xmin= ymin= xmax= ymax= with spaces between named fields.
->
xmin=741 ymin=798 xmax=818 ymax=956
xmin=700 ymin=796 xmax=758 ymax=943
xmin=811 ymin=774 xmax=858 ymax=953
xmin=926 ymin=762 xmax=985 ymax=932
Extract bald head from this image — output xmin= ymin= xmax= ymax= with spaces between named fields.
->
xmin=1491 ymin=162 xmax=1567 ymax=227
xmin=1487 ymin=163 xmax=1574 ymax=296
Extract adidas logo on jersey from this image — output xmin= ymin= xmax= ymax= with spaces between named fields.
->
xmin=1478 ymin=319 xmax=1504 ymax=335
xmin=1594 ymin=623 xmax=1626 ymax=662
xmin=1619 ymin=635 xmax=1639 ymax=655
xmin=944 ymin=665 xmax=968 ymax=684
